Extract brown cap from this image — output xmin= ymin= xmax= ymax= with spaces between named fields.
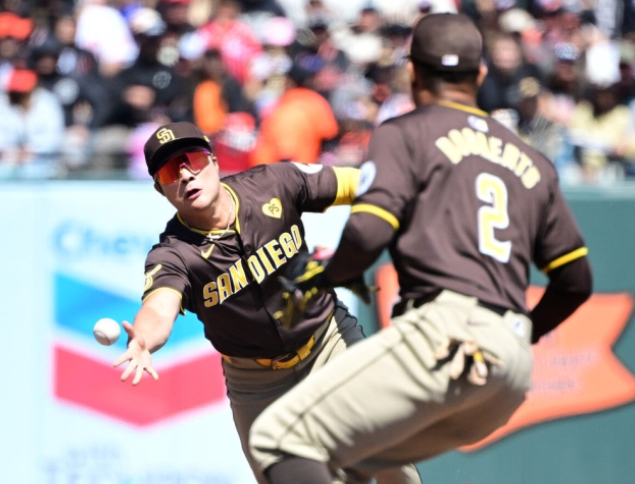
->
xmin=144 ymin=122 xmax=212 ymax=176
xmin=409 ymin=13 xmax=482 ymax=72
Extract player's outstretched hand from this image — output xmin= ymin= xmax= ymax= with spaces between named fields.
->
xmin=113 ymin=321 xmax=159 ymax=385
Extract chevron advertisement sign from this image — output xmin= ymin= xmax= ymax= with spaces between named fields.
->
xmin=53 ymin=272 xmax=227 ymax=426
xmin=1 ymin=185 xmax=255 ymax=484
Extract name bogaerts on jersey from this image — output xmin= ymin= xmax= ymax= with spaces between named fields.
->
xmin=435 ymin=127 xmax=541 ymax=190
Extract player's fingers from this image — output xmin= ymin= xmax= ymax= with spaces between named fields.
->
xmin=147 ymin=366 xmax=159 ymax=381
xmin=132 ymin=365 xmax=144 ymax=386
xmin=122 ymin=320 xmax=135 ymax=338
xmin=120 ymin=361 xmax=136 ymax=381
xmin=113 ymin=353 xmax=131 ymax=368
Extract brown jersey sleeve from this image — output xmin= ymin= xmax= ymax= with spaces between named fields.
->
xmin=349 ymin=122 xmax=417 ymax=230
xmin=266 ymin=163 xmax=360 ymax=213
xmin=142 ymin=245 xmax=191 ymax=312
xmin=533 ymin=181 xmax=588 ymax=273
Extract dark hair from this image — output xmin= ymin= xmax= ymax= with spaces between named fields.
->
xmin=412 ymin=61 xmax=479 ymax=94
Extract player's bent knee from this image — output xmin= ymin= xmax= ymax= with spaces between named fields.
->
xmin=248 ymin=416 xmax=283 ymax=473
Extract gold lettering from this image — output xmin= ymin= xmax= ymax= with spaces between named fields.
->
xmin=217 ymin=274 xmax=232 ymax=303
xmin=279 ymin=232 xmax=297 ymax=258
xmin=500 ymin=142 xmax=520 ymax=171
xmin=248 ymin=256 xmax=265 ymax=283
xmin=203 ymin=281 xmax=218 ymax=307
xmin=265 ymin=240 xmax=286 ymax=268
xmin=435 ymin=137 xmax=463 ymax=164
xmin=461 ymin=127 xmax=476 ymax=152
xmin=488 ymin=136 xmax=503 ymax=164
xmin=291 ymin=225 xmax=303 ymax=251
xmin=474 ymin=131 xmax=492 ymax=161
xmin=521 ymin=166 xmax=541 ymax=189
xmin=229 ymin=260 xmax=248 ymax=291
xmin=257 ymin=248 xmax=275 ymax=275
xmin=514 ymin=152 xmax=533 ymax=177
xmin=448 ymin=129 xmax=471 ymax=157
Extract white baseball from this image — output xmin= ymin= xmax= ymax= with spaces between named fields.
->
xmin=93 ymin=318 xmax=121 ymax=346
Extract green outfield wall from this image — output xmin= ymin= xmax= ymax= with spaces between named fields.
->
xmin=357 ymin=185 xmax=635 ymax=484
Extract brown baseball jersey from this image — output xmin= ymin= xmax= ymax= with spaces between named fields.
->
xmin=142 ymin=163 xmax=359 ymax=358
xmin=344 ymin=101 xmax=587 ymax=314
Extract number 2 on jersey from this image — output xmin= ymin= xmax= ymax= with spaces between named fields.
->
xmin=476 ymin=173 xmax=511 ymax=263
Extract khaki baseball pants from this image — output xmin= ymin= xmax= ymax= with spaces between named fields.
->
xmin=249 ymin=290 xmax=533 ymax=483
xmin=222 ymin=302 xmax=422 ymax=484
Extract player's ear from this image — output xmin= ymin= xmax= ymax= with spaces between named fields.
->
xmin=477 ymin=62 xmax=488 ymax=88
xmin=210 ymin=153 xmax=219 ymax=167
xmin=407 ymin=59 xmax=416 ymax=88
xmin=154 ymin=182 xmax=164 ymax=196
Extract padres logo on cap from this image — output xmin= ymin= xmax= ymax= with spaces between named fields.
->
xmin=156 ymin=128 xmax=176 ymax=144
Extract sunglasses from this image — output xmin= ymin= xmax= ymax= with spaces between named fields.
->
xmin=154 ymin=150 xmax=211 ymax=184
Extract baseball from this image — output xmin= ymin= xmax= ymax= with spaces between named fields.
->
xmin=93 ymin=318 xmax=121 ymax=346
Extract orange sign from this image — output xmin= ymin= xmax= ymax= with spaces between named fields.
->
xmin=374 ymin=263 xmax=635 ymax=450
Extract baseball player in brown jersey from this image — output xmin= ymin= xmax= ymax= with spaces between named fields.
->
xmin=248 ymin=13 xmax=594 ymax=484
xmin=112 ymin=122 xmax=422 ymax=484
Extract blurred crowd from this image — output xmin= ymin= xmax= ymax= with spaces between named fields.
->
xmin=0 ymin=0 xmax=634 ymax=184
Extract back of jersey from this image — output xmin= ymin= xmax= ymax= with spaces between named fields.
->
xmin=356 ymin=102 xmax=585 ymax=313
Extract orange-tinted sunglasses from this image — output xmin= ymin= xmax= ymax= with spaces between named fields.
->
xmin=154 ymin=150 xmax=211 ymax=185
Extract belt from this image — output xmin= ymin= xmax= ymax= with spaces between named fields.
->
xmin=392 ymin=290 xmax=510 ymax=318
xmin=221 ymin=310 xmax=333 ymax=370
xmin=254 ymin=333 xmax=317 ymax=369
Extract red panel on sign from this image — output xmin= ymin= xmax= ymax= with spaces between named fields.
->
xmin=54 ymin=346 xmax=226 ymax=426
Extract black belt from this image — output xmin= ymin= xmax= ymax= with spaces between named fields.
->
xmin=392 ymin=290 xmax=510 ymax=318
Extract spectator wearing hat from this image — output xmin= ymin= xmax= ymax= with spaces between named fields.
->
xmin=0 ymin=12 xmax=33 ymax=90
xmin=293 ymin=15 xmax=350 ymax=98
xmin=109 ymin=8 xmax=189 ymax=128
xmin=250 ymin=64 xmax=339 ymax=166
xmin=0 ymin=68 xmax=65 ymax=178
xmin=513 ymin=76 xmax=575 ymax=177
xmin=93 ymin=7 xmax=189 ymax=171
xmin=568 ymin=82 xmax=635 ymax=181
xmin=155 ymin=0 xmax=200 ymax=75
xmin=544 ymin=42 xmax=583 ymax=126
xmin=478 ymin=32 xmax=543 ymax=113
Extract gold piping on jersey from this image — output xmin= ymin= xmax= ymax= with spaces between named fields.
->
xmin=542 ymin=247 xmax=589 ymax=273
xmin=351 ymin=204 xmax=400 ymax=230
xmin=437 ymin=100 xmax=488 ymax=117
xmin=142 ymin=287 xmax=186 ymax=315
xmin=203 ymin=225 xmax=303 ymax=307
xmin=434 ymin=127 xmax=542 ymax=189
xmin=176 ymin=212 xmax=237 ymax=237
xmin=144 ymin=264 xmax=163 ymax=291
xmin=332 ymin=167 xmax=361 ymax=206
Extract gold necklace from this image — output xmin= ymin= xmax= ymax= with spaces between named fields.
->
xmin=207 ymin=192 xmax=234 ymax=241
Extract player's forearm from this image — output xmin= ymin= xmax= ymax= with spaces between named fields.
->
xmin=131 ymin=304 xmax=175 ymax=353
xmin=326 ymin=212 xmax=394 ymax=285
xmin=530 ymin=257 xmax=593 ymax=343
